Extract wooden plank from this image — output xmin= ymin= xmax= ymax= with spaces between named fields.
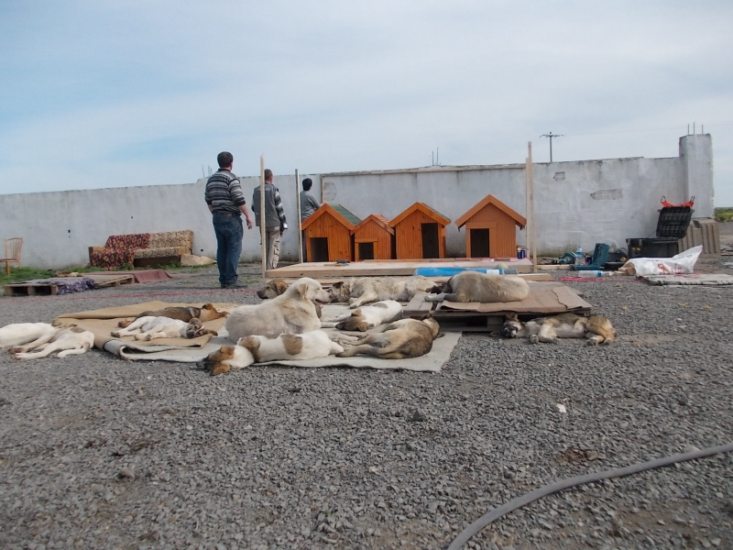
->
xmin=86 ymin=274 xmax=135 ymax=288
xmin=268 ymin=258 xmax=535 ymax=278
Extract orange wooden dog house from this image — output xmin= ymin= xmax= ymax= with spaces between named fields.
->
xmin=301 ymin=203 xmax=360 ymax=262
xmin=352 ymin=214 xmax=394 ymax=261
xmin=455 ymin=194 xmax=526 ymax=258
xmin=390 ymin=202 xmax=450 ymax=259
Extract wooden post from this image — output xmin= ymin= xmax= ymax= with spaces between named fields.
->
xmin=525 ymin=142 xmax=536 ymax=268
xmin=260 ymin=156 xmax=266 ymax=278
xmin=295 ymin=168 xmax=303 ymax=264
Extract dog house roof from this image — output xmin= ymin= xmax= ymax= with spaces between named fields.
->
xmin=389 ymin=202 xmax=451 ymax=228
xmin=353 ymin=214 xmax=394 ymax=235
xmin=301 ymin=202 xmax=360 ymax=231
xmin=455 ymin=194 xmax=526 ymax=229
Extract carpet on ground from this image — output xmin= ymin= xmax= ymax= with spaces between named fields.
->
xmin=55 ymin=301 xmax=460 ymax=372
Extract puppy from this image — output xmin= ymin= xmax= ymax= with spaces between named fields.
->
xmin=256 ymin=279 xmax=290 ymax=300
xmin=425 ymin=271 xmax=529 ymax=303
xmin=335 ymin=300 xmax=403 ymax=332
xmin=329 ymin=276 xmax=436 ymax=308
xmin=201 ymin=330 xmax=344 ymax=376
xmin=337 ymin=317 xmax=440 ymax=359
xmin=226 ymin=277 xmax=330 ymax=341
xmin=502 ymin=312 xmax=616 ymax=345
xmin=0 ymin=322 xmax=58 ymax=350
xmin=111 ymin=316 xmax=215 ymax=341
xmin=12 ymin=327 xmax=95 ymax=359
xmin=117 ymin=303 xmax=226 ymax=328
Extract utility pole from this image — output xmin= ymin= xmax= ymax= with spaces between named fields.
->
xmin=540 ymin=132 xmax=563 ymax=162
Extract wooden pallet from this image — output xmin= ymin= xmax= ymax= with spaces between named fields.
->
xmin=4 ymin=274 xmax=134 ymax=297
xmin=4 ymin=282 xmax=61 ymax=296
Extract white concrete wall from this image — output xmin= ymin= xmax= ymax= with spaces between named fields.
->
xmin=0 ymin=135 xmax=713 ymax=267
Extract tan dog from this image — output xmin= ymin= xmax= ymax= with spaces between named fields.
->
xmin=335 ymin=300 xmax=403 ymax=332
xmin=337 ymin=317 xmax=440 ymax=359
xmin=425 ymin=271 xmax=529 ymax=303
xmin=225 ymin=277 xmax=330 ymax=341
xmin=328 ymin=276 xmax=436 ymax=308
xmin=200 ymin=330 xmax=344 ymax=376
xmin=117 ymin=303 xmax=226 ymax=328
xmin=502 ymin=312 xmax=616 ymax=345
xmin=255 ymin=278 xmax=322 ymax=319
xmin=12 ymin=327 xmax=95 ymax=359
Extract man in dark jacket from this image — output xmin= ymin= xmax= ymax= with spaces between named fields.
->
xmin=252 ymin=169 xmax=288 ymax=269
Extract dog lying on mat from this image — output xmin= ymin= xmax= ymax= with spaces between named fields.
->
xmin=501 ymin=312 xmax=616 ymax=345
xmin=200 ymin=330 xmax=344 ymax=376
xmin=425 ymin=271 xmax=529 ymax=303
xmin=117 ymin=303 xmax=226 ymax=328
xmin=328 ymin=276 xmax=436 ymax=308
xmin=226 ymin=277 xmax=330 ymax=341
xmin=335 ymin=300 xmax=403 ymax=332
xmin=337 ymin=317 xmax=440 ymax=359
xmin=111 ymin=316 xmax=215 ymax=341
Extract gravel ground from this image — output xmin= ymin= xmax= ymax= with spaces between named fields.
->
xmin=1 ymin=238 xmax=732 ymax=549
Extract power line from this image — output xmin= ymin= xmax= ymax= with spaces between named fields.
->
xmin=540 ymin=132 xmax=563 ymax=162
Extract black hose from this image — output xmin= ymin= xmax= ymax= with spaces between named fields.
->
xmin=448 ymin=442 xmax=733 ymax=550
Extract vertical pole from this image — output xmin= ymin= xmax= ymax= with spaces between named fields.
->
xmin=525 ymin=141 xmax=536 ymax=268
xmin=260 ymin=156 xmax=266 ymax=279
xmin=295 ymin=168 xmax=303 ymax=264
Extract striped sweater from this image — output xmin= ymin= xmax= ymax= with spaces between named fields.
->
xmin=204 ymin=169 xmax=246 ymax=213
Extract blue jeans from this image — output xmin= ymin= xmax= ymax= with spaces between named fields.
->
xmin=212 ymin=212 xmax=243 ymax=286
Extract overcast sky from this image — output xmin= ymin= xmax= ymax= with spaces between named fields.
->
xmin=1 ymin=0 xmax=731 ymax=205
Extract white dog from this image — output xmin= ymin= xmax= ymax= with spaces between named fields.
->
xmin=12 ymin=327 xmax=95 ymax=359
xmin=0 ymin=322 xmax=58 ymax=350
xmin=201 ymin=330 xmax=344 ymax=376
xmin=334 ymin=300 xmax=403 ymax=331
xmin=111 ymin=316 xmax=214 ymax=341
xmin=226 ymin=277 xmax=331 ymax=341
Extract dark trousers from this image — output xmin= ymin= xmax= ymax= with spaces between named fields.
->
xmin=212 ymin=212 xmax=243 ymax=286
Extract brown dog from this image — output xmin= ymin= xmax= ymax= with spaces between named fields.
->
xmin=118 ymin=303 xmax=226 ymax=328
xmin=502 ymin=312 xmax=616 ymax=345
xmin=337 ymin=317 xmax=440 ymax=359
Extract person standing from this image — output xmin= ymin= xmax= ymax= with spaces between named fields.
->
xmin=252 ymin=168 xmax=288 ymax=269
xmin=299 ymin=177 xmax=320 ymax=261
xmin=204 ymin=151 xmax=254 ymax=288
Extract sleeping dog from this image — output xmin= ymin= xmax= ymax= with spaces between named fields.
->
xmin=328 ymin=276 xmax=436 ymax=308
xmin=337 ymin=317 xmax=440 ymax=359
xmin=111 ymin=316 xmax=216 ymax=341
xmin=200 ymin=330 xmax=344 ymax=376
xmin=425 ymin=271 xmax=529 ymax=303
xmin=0 ymin=322 xmax=58 ymax=349
xmin=117 ymin=303 xmax=226 ymax=328
xmin=335 ymin=300 xmax=403 ymax=332
xmin=12 ymin=327 xmax=95 ymax=359
xmin=502 ymin=313 xmax=616 ymax=345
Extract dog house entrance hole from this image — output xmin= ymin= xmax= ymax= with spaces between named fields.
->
xmin=421 ymin=223 xmax=440 ymax=258
xmin=310 ymin=237 xmax=329 ymax=262
xmin=358 ymin=242 xmax=375 ymax=260
xmin=470 ymin=228 xmax=490 ymax=257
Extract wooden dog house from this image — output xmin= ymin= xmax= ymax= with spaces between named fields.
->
xmin=352 ymin=214 xmax=394 ymax=261
xmin=390 ymin=202 xmax=450 ymax=259
xmin=301 ymin=203 xmax=360 ymax=262
xmin=455 ymin=194 xmax=526 ymax=258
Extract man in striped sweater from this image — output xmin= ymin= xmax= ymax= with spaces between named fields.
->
xmin=205 ymin=152 xmax=254 ymax=288
xmin=252 ymin=169 xmax=288 ymax=270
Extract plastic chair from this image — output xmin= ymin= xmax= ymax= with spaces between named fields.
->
xmin=571 ymin=243 xmax=610 ymax=271
xmin=0 ymin=237 xmax=23 ymax=274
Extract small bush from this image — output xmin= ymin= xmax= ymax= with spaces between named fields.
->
xmin=714 ymin=208 xmax=733 ymax=222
